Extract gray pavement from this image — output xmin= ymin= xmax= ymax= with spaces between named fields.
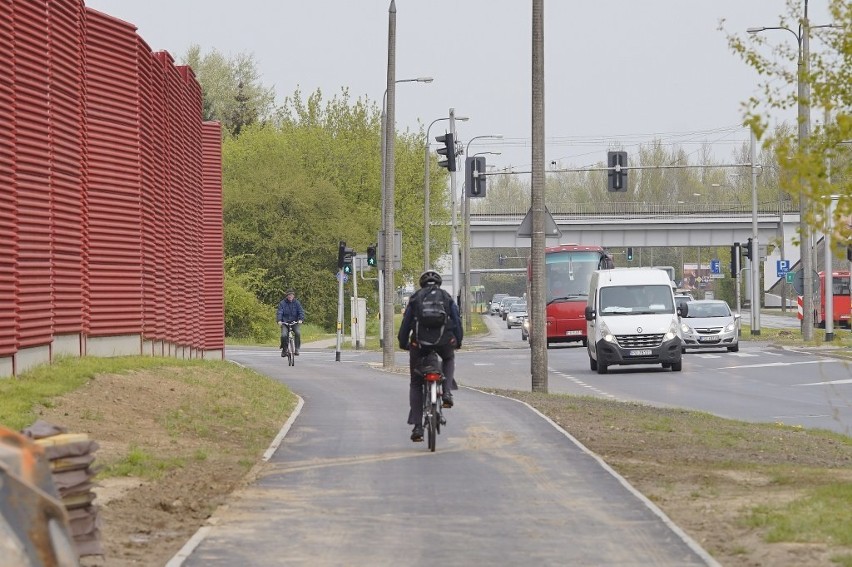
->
xmin=170 ymin=337 xmax=720 ymax=566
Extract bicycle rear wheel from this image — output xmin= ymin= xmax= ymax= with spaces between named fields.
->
xmin=427 ymin=405 xmax=437 ymax=452
xmin=288 ymin=335 xmax=295 ymax=366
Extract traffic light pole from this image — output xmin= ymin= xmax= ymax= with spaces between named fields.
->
xmin=448 ymin=109 xmax=461 ymax=306
xmin=335 ymin=268 xmax=344 ymax=362
xmin=750 ymin=130 xmax=761 ymax=335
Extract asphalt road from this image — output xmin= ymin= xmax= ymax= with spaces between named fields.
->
xmin=171 ymin=344 xmax=719 ymax=566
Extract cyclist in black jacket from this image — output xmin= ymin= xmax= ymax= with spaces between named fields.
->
xmin=398 ymin=271 xmax=463 ymax=442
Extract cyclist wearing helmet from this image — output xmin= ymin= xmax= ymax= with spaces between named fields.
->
xmin=398 ymin=270 xmax=463 ymax=442
xmin=276 ymin=289 xmax=305 ymax=356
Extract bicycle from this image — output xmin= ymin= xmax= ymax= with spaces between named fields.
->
xmin=417 ymin=351 xmax=446 ymax=452
xmin=279 ymin=321 xmax=299 ymax=367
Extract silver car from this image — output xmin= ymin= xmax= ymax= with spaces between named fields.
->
xmin=680 ymin=299 xmax=740 ymax=352
xmin=506 ymin=302 xmax=527 ymax=329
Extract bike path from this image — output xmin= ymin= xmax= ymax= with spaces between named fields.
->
xmin=174 ymin=346 xmax=718 ymax=566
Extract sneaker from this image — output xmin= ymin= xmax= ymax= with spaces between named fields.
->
xmin=294 ymin=350 xmax=300 ymax=356
xmin=281 ymin=350 xmax=287 ymax=358
xmin=410 ymin=426 xmax=424 ymax=442
xmin=442 ymin=394 xmax=454 ymax=408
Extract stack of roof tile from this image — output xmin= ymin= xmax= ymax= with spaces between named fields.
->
xmin=23 ymin=420 xmax=103 ymax=562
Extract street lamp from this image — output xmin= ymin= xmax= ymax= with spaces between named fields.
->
xmin=378 ymin=76 xmax=432 ymax=348
xmin=462 ymin=135 xmax=502 ymax=331
xmin=424 ymin=114 xmax=468 ymax=272
xmin=748 ymin=1 xmax=838 ymax=341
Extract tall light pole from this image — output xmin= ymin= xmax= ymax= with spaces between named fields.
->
xmin=378 ymin=76 xmax=432 ymax=349
xmin=424 ymin=114 xmax=468 ymax=272
xmin=748 ymin=0 xmax=837 ymax=341
xmin=463 ymin=148 xmax=500 ymax=330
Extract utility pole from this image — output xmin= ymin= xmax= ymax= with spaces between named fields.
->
xmin=799 ymin=2 xmax=815 ymax=341
xmin=382 ymin=0 xmax=396 ymax=369
xmin=530 ymin=0 xmax=547 ymax=393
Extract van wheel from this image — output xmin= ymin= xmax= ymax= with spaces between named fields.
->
xmin=671 ymin=360 xmax=682 ymax=372
xmin=582 ymin=338 xmax=588 ymax=347
xmin=662 ymin=363 xmax=671 ymax=369
xmin=596 ymin=363 xmax=608 ymax=375
xmin=589 ymin=357 xmax=597 ymax=371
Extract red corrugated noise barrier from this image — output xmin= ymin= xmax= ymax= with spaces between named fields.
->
xmin=0 ymin=1 xmax=224 ymax=374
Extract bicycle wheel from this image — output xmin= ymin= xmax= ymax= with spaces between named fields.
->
xmin=427 ymin=406 xmax=437 ymax=452
xmin=288 ymin=334 xmax=295 ymax=366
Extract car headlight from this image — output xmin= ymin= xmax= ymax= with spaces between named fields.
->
xmin=725 ymin=321 xmax=736 ymax=333
xmin=665 ymin=320 xmax=679 ymax=341
xmin=600 ymin=321 xmax=616 ymax=343
xmin=681 ymin=322 xmax=692 ymax=334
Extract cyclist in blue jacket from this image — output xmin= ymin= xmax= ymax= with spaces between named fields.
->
xmin=276 ymin=289 xmax=305 ymax=356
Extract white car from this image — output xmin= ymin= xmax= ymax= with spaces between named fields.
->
xmin=506 ymin=302 xmax=527 ymax=329
xmin=680 ymin=299 xmax=740 ymax=352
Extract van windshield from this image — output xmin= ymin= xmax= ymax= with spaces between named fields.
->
xmin=600 ymin=285 xmax=674 ymax=315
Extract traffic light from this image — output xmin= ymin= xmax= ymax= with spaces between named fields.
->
xmin=466 ymin=156 xmax=486 ymax=197
xmin=744 ymin=238 xmax=753 ymax=261
xmin=626 ymin=247 xmax=634 ymax=261
xmin=606 ymin=150 xmax=628 ymax=192
xmin=730 ymin=242 xmax=741 ymax=275
xmin=337 ymin=240 xmax=354 ymax=272
xmin=498 ymin=254 xmax=505 ymax=266
xmin=436 ymin=132 xmax=456 ymax=172
xmin=366 ymin=244 xmax=377 ymax=267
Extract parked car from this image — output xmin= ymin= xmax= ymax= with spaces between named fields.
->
xmin=498 ymin=296 xmax=520 ymax=320
xmin=680 ymin=299 xmax=739 ymax=352
xmin=489 ymin=293 xmax=509 ymax=316
xmin=506 ymin=302 xmax=527 ymax=329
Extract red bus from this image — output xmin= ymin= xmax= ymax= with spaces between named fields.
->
xmin=528 ymin=244 xmax=614 ymax=347
xmin=819 ymin=271 xmax=850 ymax=329
xmin=797 ymin=271 xmax=851 ymax=328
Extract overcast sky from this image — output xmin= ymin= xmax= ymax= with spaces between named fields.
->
xmin=85 ymin=0 xmax=832 ymax=170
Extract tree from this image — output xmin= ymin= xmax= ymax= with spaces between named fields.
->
xmin=182 ymin=45 xmax=276 ymax=136
xmin=724 ymin=0 xmax=851 ymax=243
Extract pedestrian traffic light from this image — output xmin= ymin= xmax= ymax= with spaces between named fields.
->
xmin=744 ymin=237 xmax=753 ymax=261
xmin=366 ymin=244 xmax=377 ymax=267
xmin=730 ymin=242 xmax=741 ymax=275
xmin=337 ymin=240 xmax=354 ymax=272
xmin=626 ymin=247 xmax=634 ymax=261
xmin=436 ymin=132 xmax=456 ymax=172
xmin=606 ymin=150 xmax=628 ymax=192
xmin=466 ymin=156 xmax=486 ymax=197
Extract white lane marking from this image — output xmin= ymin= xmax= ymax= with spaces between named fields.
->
xmin=795 ymin=379 xmax=852 ymax=386
xmin=720 ymin=359 xmax=842 ymax=370
xmin=473 ymin=362 xmax=495 ymax=366
xmin=550 ymin=368 xmax=619 ymax=399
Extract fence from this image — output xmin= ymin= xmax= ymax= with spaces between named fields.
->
xmin=1 ymin=1 xmax=224 ymax=377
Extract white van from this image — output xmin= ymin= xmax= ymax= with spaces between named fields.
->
xmin=585 ymin=268 xmax=686 ymax=374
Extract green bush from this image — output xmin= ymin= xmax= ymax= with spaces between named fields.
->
xmin=224 ymin=276 xmax=277 ymax=341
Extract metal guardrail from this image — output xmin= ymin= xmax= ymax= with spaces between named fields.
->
xmin=470 ymin=202 xmax=798 ymax=221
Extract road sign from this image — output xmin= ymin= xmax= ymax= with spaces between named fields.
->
xmin=791 ymin=269 xmax=818 ymax=296
xmin=776 ymin=260 xmax=790 ymax=278
xmin=336 ymin=272 xmax=349 ymax=283
xmin=710 ymin=259 xmax=720 ymax=275
xmin=785 ymin=271 xmax=795 ymax=284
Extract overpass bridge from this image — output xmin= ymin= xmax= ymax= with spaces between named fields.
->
xmin=470 ymin=202 xmax=799 ymax=253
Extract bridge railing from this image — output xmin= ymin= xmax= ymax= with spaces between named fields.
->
xmin=470 ymin=201 xmax=798 ymax=221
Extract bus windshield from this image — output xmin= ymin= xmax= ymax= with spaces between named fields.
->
xmin=545 ymin=251 xmax=601 ymax=303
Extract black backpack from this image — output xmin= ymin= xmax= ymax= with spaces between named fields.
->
xmin=414 ymin=285 xmax=451 ymax=347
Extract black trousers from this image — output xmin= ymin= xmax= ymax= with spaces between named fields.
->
xmin=407 ymin=343 xmax=457 ymax=426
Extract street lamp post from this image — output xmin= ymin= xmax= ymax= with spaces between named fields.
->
xmin=424 ymin=114 xmax=468 ymax=272
xmin=748 ymin=1 xmax=837 ymax=341
xmin=463 ymin=135 xmax=502 ymax=331
xmin=378 ymin=76 xmax=431 ymax=349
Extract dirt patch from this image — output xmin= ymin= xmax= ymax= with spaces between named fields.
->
xmin=36 ymin=369 xmax=274 ymax=567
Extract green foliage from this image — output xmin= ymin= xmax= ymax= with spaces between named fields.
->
xmin=224 ymin=263 xmax=278 ymax=341
xmin=723 ymin=0 xmax=852 ymax=243
xmin=182 ymin=45 xmax=276 ymax=135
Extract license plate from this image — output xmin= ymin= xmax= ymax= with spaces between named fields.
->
xmin=698 ymin=336 xmax=718 ymax=343
xmin=565 ymin=330 xmax=582 ymax=336
xmin=629 ymin=349 xmax=652 ymax=356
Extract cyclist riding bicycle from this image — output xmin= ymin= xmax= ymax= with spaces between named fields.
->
xmin=398 ymin=270 xmax=463 ymax=442
xmin=276 ymin=289 xmax=305 ymax=356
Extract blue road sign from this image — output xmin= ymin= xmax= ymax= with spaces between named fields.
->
xmin=710 ymin=259 xmax=720 ymax=274
xmin=776 ymin=260 xmax=790 ymax=278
